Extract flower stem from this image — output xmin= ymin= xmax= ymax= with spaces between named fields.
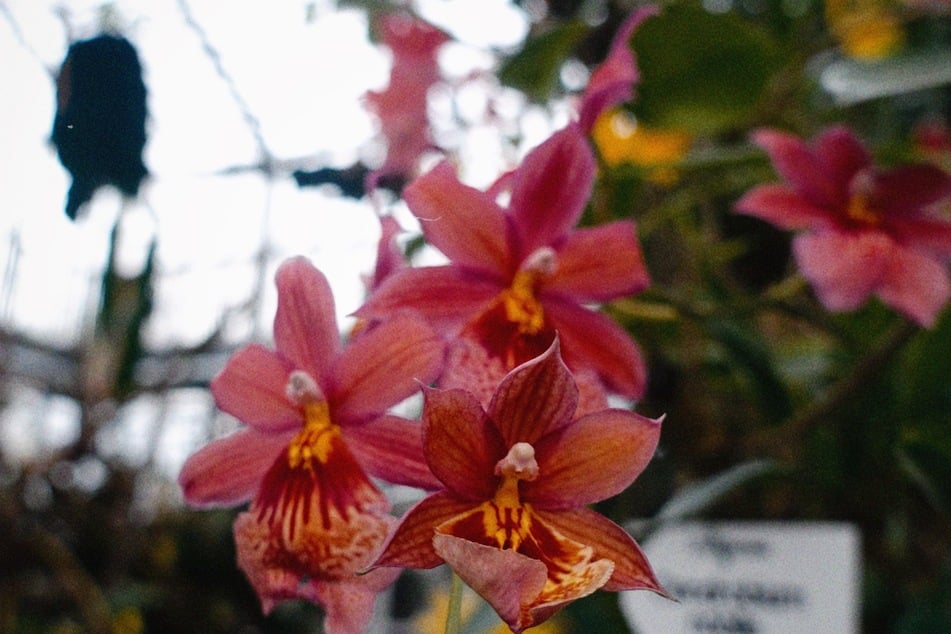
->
xmin=444 ymin=571 xmax=464 ymax=634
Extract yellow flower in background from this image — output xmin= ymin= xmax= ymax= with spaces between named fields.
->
xmin=824 ymin=0 xmax=905 ymax=60
xmin=592 ymin=109 xmax=692 ymax=185
xmin=411 ymin=584 xmax=568 ymax=633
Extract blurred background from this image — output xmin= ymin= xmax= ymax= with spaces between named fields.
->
xmin=1 ymin=0 xmax=949 ymax=632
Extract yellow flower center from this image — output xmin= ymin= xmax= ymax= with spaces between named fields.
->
xmin=462 ymin=248 xmax=557 ymax=370
xmin=480 ymin=442 xmax=539 ymax=550
xmin=501 ymin=269 xmax=546 ymax=336
xmin=287 ymin=400 xmax=337 ymax=468
xmin=238 ymin=369 xmax=391 ymax=587
xmin=845 ymin=171 xmax=883 ymax=227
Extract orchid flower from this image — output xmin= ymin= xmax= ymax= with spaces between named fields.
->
xmin=356 ymin=126 xmax=650 ymax=412
xmin=364 ymin=12 xmax=449 ymax=191
xmin=178 ymin=257 xmax=443 ymax=632
xmin=578 ymin=5 xmax=659 ymax=133
xmin=736 ymin=125 xmax=951 ymax=327
xmin=371 ymin=339 xmax=665 ymax=633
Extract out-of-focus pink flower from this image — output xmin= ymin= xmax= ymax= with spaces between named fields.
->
xmin=913 ymin=116 xmax=951 ymax=172
xmin=356 ymin=126 xmax=651 ymax=412
xmin=178 ymin=257 xmax=443 ymax=632
xmin=364 ymin=13 xmax=450 ymax=190
xmin=578 ymin=5 xmax=658 ymax=132
xmin=736 ymin=125 xmax=951 ymax=326
xmin=371 ymin=340 xmax=666 ymax=633
xmin=362 ymin=214 xmax=408 ymax=293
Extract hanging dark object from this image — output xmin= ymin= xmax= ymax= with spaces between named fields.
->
xmin=52 ymin=34 xmax=149 ymax=220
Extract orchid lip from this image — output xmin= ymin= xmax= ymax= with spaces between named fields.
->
xmin=286 ymin=370 xmax=325 ymax=406
xmin=495 ymin=442 xmax=539 ymax=482
xmin=520 ymin=247 xmax=558 ymax=277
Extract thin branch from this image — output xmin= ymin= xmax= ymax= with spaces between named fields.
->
xmin=0 ymin=2 xmax=55 ymax=78
xmin=175 ymin=0 xmax=272 ymax=167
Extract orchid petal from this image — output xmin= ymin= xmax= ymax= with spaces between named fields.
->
xmin=579 ymin=5 xmax=658 ymax=131
xmin=813 ymin=125 xmax=871 ymax=194
xmin=734 ymin=184 xmax=838 ymax=231
xmin=534 ymin=507 xmax=667 ymax=594
xmin=404 ymin=161 xmax=512 ymax=274
xmin=752 ymin=128 xmax=844 ymax=209
xmin=546 ymin=220 xmax=650 ymax=301
xmin=313 ymin=570 xmax=401 ymax=634
xmin=356 ymin=266 xmax=501 ymax=332
xmin=344 ymin=414 xmax=441 ymax=490
xmin=888 ymin=215 xmax=951 ymax=258
xmin=439 ymin=335 xmax=513 ymax=407
xmin=373 ymin=491 xmax=474 ymax=569
xmin=210 ymin=344 xmax=300 ymax=432
xmin=874 ymin=164 xmax=951 ymax=216
xmin=273 ymin=257 xmax=342 ymax=377
xmin=525 ymin=410 xmax=662 ymax=508
xmin=366 ymin=214 xmax=406 ymax=291
xmin=509 ymin=127 xmax=596 ymax=256
xmin=793 ymin=230 xmax=889 ymax=311
xmin=546 ymin=300 xmax=648 ymax=399
xmin=434 ymin=509 xmax=615 ymax=632
xmin=878 ymin=242 xmax=951 ymax=327
xmin=178 ymin=428 xmax=292 ymax=507
xmin=487 ymin=339 xmax=579 ymax=446
xmin=422 ymin=386 xmax=504 ymax=500
xmin=330 ymin=314 xmax=443 ymax=422
xmin=432 ymin=533 xmax=549 ymax=633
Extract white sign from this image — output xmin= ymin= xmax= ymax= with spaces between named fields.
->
xmin=620 ymin=522 xmax=861 ymax=634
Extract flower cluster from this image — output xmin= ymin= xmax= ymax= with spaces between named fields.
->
xmin=179 ymin=8 xmax=667 ymax=633
xmin=736 ymin=125 xmax=951 ymax=327
xmin=178 ymin=5 xmax=951 ymax=634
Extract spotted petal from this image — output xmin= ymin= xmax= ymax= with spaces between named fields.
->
xmin=534 ymin=507 xmax=666 ymax=594
xmin=313 ymin=568 xmax=401 ymax=634
xmin=434 ymin=508 xmax=615 ymax=633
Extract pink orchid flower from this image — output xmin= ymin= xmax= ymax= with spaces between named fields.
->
xmin=364 ymin=13 xmax=449 ymax=189
xmin=178 ymin=257 xmax=443 ymax=632
xmin=736 ymin=125 xmax=951 ymax=327
xmin=371 ymin=339 xmax=666 ymax=633
xmin=578 ymin=5 xmax=659 ymax=133
xmin=356 ymin=126 xmax=651 ymax=412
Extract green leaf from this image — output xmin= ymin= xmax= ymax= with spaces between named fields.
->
xmin=498 ymin=20 xmax=589 ymax=102
xmin=897 ymin=443 xmax=951 ymax=515
xmin=654 ymin=459 xmax=777 ymax=523
xmin=631 ymin=5 xmax=782 ymax=134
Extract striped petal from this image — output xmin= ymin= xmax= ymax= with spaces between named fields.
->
xmin=524 ymin=409 xmax=662 ymax=508
xmin=487 ymin=339 xmax=579 ymax=446
xmin=273 ymin=257 xmax=342 ymax=379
